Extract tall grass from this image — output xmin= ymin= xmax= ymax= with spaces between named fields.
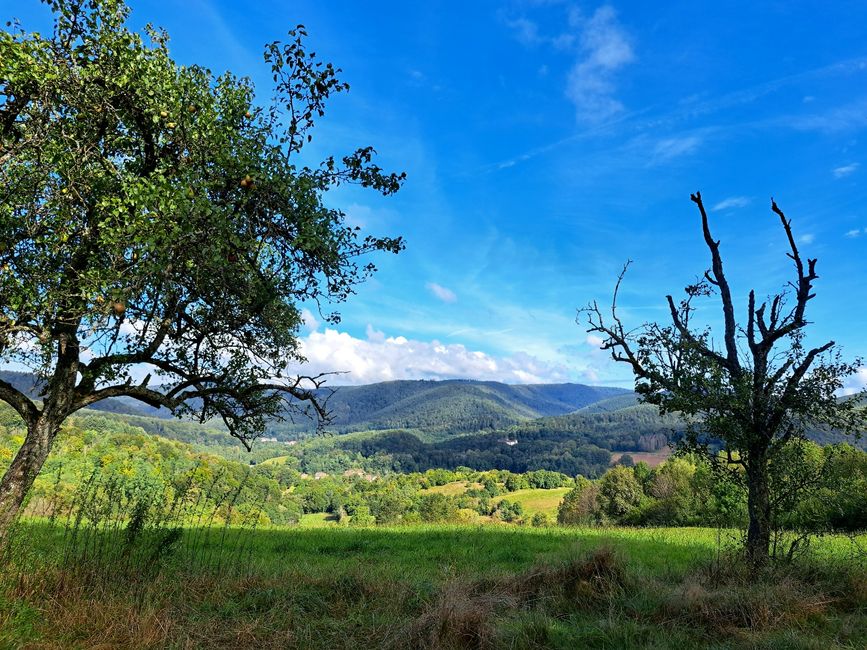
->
xmin=1 ymin=461 xmax=272 ymax=599
xmin=2 ymin=485 xmax=865 ymax=648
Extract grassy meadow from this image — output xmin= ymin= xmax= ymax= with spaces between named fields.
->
xmin=2 ymin=521 xmax=865 ymax=649
xmin=492 ymin=487 xmax=572 ymax=516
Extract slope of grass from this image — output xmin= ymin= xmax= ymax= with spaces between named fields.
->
xmin=493 ymin=487 xmax=572 ymax=516
xmin=421 ymin=481 xmax=482 ymax=496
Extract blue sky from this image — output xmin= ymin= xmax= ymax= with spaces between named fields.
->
xmin=9 ymin=1 xmax=867 ymax=388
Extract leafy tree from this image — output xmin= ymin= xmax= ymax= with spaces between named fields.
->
xmin=557 ymin=476 xmax=601 ymax=525
xmin=348 ymin=504 xmax=375 ymax=527
xmin=530 ymin=512 xmax=550 ymax=527
xmin=641 ymin=457 xmax=698 ymax=525
xmin=492 ymin=498 xmax=523 ymax=522
xmin=598 ymin=465 xmax=643 ymax=518
xmin=581 ymin=193 xmax=863 ymax=563
xmin=417 ymin=493 xmax=459 ymax=523
xmin=0 ymin=0 xmax=405 ymax=531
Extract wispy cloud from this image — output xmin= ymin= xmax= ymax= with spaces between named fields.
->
xmin=786 ymin=100 xmax=867 ymax=133
xmin=565 ymin=5 xmax=635 ymax=123
xmin=833 ymin=163 xmax=860 ymax=178
xmin=845 ymin=228 xmax=863 ymax=238
xmin=505 ymin=16 xmax=542 ymax=46
xmin=503 ymin=4 xmax=634 ymax=124
xmin=426 ymin=282 xmax=457 ymax=303
xmin=651 ymin=135 xmax=701 ymax=162
xmin=711 ymin=196 xmax=751 ymax=212
xmin=798 ymin=233 xmax=815 ymax=244
xmin=486 ymin=53 xmax=867 ymax=174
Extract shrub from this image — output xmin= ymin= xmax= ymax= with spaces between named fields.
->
xmin=557 ymin=477 xmax=602 ymax=525
xmin=531 ymin=512 xmax=551 ymax=527
xmin=599 ymin=466 xmax=643 ymax=519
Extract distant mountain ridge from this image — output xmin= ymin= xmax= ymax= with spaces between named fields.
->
xmin=0 ymin=370 xmax=630 ymax=434
xmin=311 ymin=379 xmax=631 ymax=434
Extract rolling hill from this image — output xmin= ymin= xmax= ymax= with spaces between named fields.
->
xmin=308 ymin=379 xmax=631 ymax=434
xmin=1 ymin=370 xmax=630 ymax=436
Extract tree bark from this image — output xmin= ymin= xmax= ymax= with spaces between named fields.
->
xmin=745 ymin=453 xmax=771 ymax=565
xmin=0 ymin=417 xmax=59 ymax=536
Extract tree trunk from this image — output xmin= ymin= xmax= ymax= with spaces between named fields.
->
xmin=745 ymin=455 xmax=771 ymax=565
xmin=0 ymin=417 xmax=59 ymax=536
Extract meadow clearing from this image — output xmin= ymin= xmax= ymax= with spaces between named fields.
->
xmin=2 ymin=521 xmax=865 ymax=649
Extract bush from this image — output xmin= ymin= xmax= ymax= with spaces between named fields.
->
xmin=417 ymin=493 xmax=459 ymax=523
xmin=599 ymin=466 xmax=643 ymax=518
xmin=531 ymin=512 xmax=551 ymax=527
xmin=557 ymin=477 xmax=602 ymax=525
xmin=493 ymin=500 xmax=523 ymax=523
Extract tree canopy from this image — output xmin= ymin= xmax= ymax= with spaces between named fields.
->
xmin=0 ymin=0 xmax=405 ymax=529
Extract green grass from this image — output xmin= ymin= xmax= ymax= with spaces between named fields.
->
xmin=493 ymin=487 xmax=572 ymax=516
xmin=2 ymin=523 xmax=865 ymax=649
xmin=421 ymin=481 xmax=481 ymax=496
xmin=298 ymin=512 xmax=338 ymax=528
xmin=258 ymin=454 xmax=293 ymax=466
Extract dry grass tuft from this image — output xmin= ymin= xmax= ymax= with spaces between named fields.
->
xmin=402 ymin=546 xmax=628 ymax=649
xmin=508 ymin=545 xmax=627 ymax=608
xmin=663 ymin=562 xmax=837 ymax=633
xmin=405 ymin=580 xmax=515 ymax=650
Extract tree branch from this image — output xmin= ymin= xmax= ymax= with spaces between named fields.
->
xmin=758 ymin=199 xmax=819 ymax=347
xmin=0 ymin=379 xmax=40 ymax=425
xmin=691 ymin=191 xmax=742 ymax=377
xmin=580 ymin=261 xmax=649 ymax=380
xmin=666 ymin=294 xmax=732 ymax=370
xmin=767 ymin=340 xmax=835 ymax=436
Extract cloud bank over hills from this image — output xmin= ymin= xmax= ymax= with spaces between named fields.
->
xmin=290 ymin=317 xmax=576 ymax=385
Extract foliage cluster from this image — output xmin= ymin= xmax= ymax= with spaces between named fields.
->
xmin=558 ymin=446 xmax=867 ymax=543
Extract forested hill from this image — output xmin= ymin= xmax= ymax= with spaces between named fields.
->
xmin=304 ymin=380 xmax=630 ymax=434
xmin=339 ymin=402 xmax=682 ymax=475
xmin=0 ymin=370 xmax=630 ymax=436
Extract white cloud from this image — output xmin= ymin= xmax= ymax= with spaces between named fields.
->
xmin=787 ymin=101 xmax=867 ymax=133
xmin=833 ymin=163 xmax=859 ymax=178
xmin=845 ymin=229 xmax=862 ymax=238
xmin=300 ymin=308 xmax=319 ymax=333
xmin=840 ymin=367 xmax=867 ymax=396
xmin=342 ymin=203 xmax=373 ymax=228
xmin=586 ymin=334 xmax=605 ymax=347
xmin=711 ymin=196 xmax=751 ymax=212
xmin=651 ymin=135 xmax=701 ymax=162
xmin=426 ymin=282 xmax=457 ymax=303
xmin=504 ymin=4 xmax=634 ymax=124
xmin=287 ymin=326 xmax=571 ymax=385
xmin=798 ymin=233 xmax=815 ymax=244
xmin=565 ymin=6 xmax=635 ymax=123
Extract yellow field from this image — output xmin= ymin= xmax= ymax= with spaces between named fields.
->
xmin=493 ymin=487 xmax=572 ymax=516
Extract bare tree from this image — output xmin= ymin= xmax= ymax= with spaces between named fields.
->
xmin=580 ymin=192 xmax=863 ymax=564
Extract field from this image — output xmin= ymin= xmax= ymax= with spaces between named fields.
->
xmin=422 ymin=481 xmax=483 ymax=496
xmin=492 ymin=487 xmax=572 ymax=516
xmin=610 ymin=448 xmax=673 ymax=467
xmin=2 ymin=523 xmax=865 ymax=649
